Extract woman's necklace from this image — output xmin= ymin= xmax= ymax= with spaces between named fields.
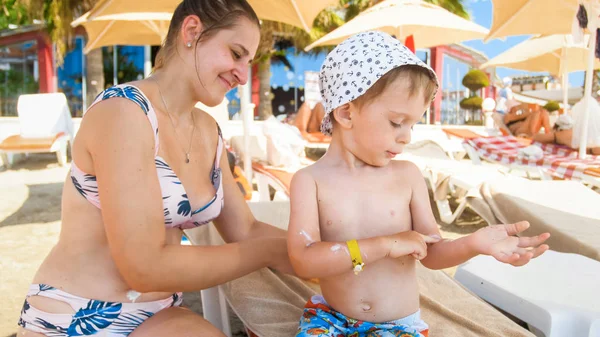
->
xmin=154 ymin=79 xmax=196 ymax=164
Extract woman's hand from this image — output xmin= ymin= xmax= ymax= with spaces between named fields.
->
xmin=469 ymin=221 xmax=550 ymax=266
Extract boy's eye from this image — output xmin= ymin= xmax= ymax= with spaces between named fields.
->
xmin=390 ymin=121 xmax=403 ymax=128
xmin=232 ymin=50 xmax=242 ymax=60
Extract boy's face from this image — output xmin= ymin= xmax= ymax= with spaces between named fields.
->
xmin=350 ymin=75 xmax=429 ymax=167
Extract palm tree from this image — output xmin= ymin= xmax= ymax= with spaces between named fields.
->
xmin=254 ymin=8 xmax=346 ymax=119
xmin=16 ymin=0 xmax=104 ymax=106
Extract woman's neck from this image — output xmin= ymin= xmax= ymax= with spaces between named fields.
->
xmin=149 ymin=67 xmax=197 ymax=120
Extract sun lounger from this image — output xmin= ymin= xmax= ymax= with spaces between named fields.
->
xmin=424 ymin=161 xmax=504 ymax=225
xmin=442 ymin=128 xmax=489 ymax=140
xmin=491 ymin=112 xmax=513 ymax=136
xmin=401 ymin=141 xmax=506 ymax=225
xmin=463 ymin=135 xmax=600 ymax=187
xmin=0 ymin=93 xmax=73 ymax=168
xmin=443 ymin=130 xmax=542 ymax=178
xmin=251 ymin=162 xmax=294 ymax=201
xmin=185 ymin=201 xmax=535 ymax=337
xmin=480 ymin=176 xmax=600 ymax=261
xmin=410 ymin=128 xmax=471 ymax=160
xmin=230 ymin=135 xmax=268 ymax=163
xmin=455 ymin=250 xmax=600 ymax=337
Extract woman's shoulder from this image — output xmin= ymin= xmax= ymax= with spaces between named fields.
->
xmin=80 ymin=85 xmax=158 ymax=146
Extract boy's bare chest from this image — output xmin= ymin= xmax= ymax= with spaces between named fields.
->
xmin=315 ymin=176 xmax=413 ymax=241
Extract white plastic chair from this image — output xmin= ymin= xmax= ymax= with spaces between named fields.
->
xmin=0 ymin=93 xmax=74 ymax=168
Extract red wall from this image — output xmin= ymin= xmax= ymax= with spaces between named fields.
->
xmin=0 ymin=30 xmax=55 ymax=93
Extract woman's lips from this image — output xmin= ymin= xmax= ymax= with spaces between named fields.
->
xmin=219 ymin=76 xmax=234 ymax=90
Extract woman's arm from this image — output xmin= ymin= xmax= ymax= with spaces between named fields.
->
xmin=87 ymin=99 xmax=284 ymax=293
xmin=212 ymin=144 xmax=286 ymax=242
xmin=211 ymin=141 xmax=293 ymax=273
xmin=504 ymin=104 xmax=531 ymax=123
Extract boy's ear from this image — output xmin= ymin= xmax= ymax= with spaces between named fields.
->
xmin=332 ymin=103 xmax=356 ymax=131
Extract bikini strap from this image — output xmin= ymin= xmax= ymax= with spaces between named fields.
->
xmin=88 ymin=84 xmax=160 ymax=156
xmin=213 ymin=123 xmax=224 ymax=170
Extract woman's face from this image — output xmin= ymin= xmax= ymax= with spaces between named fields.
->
xmin=190 ymin=17 xmax=260 ymax=107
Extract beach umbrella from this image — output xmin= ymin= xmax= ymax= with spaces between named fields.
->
xmin=72 ymin=12 xmax=171 ymax=53
xmin=305 ymin=0 xmax=489 ymax=51
xmin=485 ymin=0 xmax=599 ymax=158
xmin=480 ymin=34 xmax=600 ymax=109
xmin=485 ymin=0 xmax=580 ymax=42
xmin=78 ymin=0 xmax=337 ymax=33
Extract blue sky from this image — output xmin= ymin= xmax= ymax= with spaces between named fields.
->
xmin=461 ymin=0 xmax=584 ymax=87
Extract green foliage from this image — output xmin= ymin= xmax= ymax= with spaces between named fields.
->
xmin=460 ymin=96 xmax=483 ymax=111
xmin=425 ymin=0 xmax=469 ymax=19
xmin=0 ymin=0 xmax=30 ymax=30
xmin=543 ymin=100 xmax=560 ymax=112
xmin=0 ymin=68 xmax=39 ymax=116
xmin=15 ymin=0 xmax=97 ymax=64
xmin=462 ymin=69 xmax=490 ymax=93
xmin=102 ymin=47 xmax=144 ymax=87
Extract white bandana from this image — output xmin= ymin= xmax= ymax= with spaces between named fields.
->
xmin=319 ymin=31 xmax=439 ymax=136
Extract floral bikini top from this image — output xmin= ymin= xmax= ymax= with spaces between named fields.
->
xmin=70 ymin=84 xmax=224 ymax=230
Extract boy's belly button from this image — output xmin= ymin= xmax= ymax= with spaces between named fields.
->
xmin=360 ymin=300 xmax=372 ymax=312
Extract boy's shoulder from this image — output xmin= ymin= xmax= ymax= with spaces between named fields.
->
xmin=289 ymin=160 xmax=332 ymax=190
xmin=389 ymin=159 xmax=422 ymax=175
xmin=290 ymin=164 xmax=317 ymax=187
xmin=296 ymin=159 xmax=329 ymax=177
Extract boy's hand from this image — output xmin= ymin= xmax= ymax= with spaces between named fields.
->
xmin=387 ymin=231 xmax=440 ymax=260
xmin=470 ymin=221 xmax=550 ymax=266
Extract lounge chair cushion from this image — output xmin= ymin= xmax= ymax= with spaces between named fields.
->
xmin=0 ymin=132 xmax=66 ymax=151
xmin=482 ymin=177 xmax=600 ymax=261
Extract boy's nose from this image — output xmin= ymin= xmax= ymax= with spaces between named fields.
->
xmin=397 ymin=131 xmax=411 ymax=144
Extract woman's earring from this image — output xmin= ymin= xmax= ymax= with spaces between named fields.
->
xmin=186 ymin=42 xmax=192 ymax=48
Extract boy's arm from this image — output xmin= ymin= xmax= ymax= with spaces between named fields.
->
xmin=406 ymin=163 xmax=550 ymax=269
xmin=287 ymin=169 xmax=391 ymax=279
xmin=404 ymin=162 xmax=478 ymax=270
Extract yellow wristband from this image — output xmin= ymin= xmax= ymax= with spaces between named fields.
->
xmin=346 ymin=239 xmax=364 ymax=275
